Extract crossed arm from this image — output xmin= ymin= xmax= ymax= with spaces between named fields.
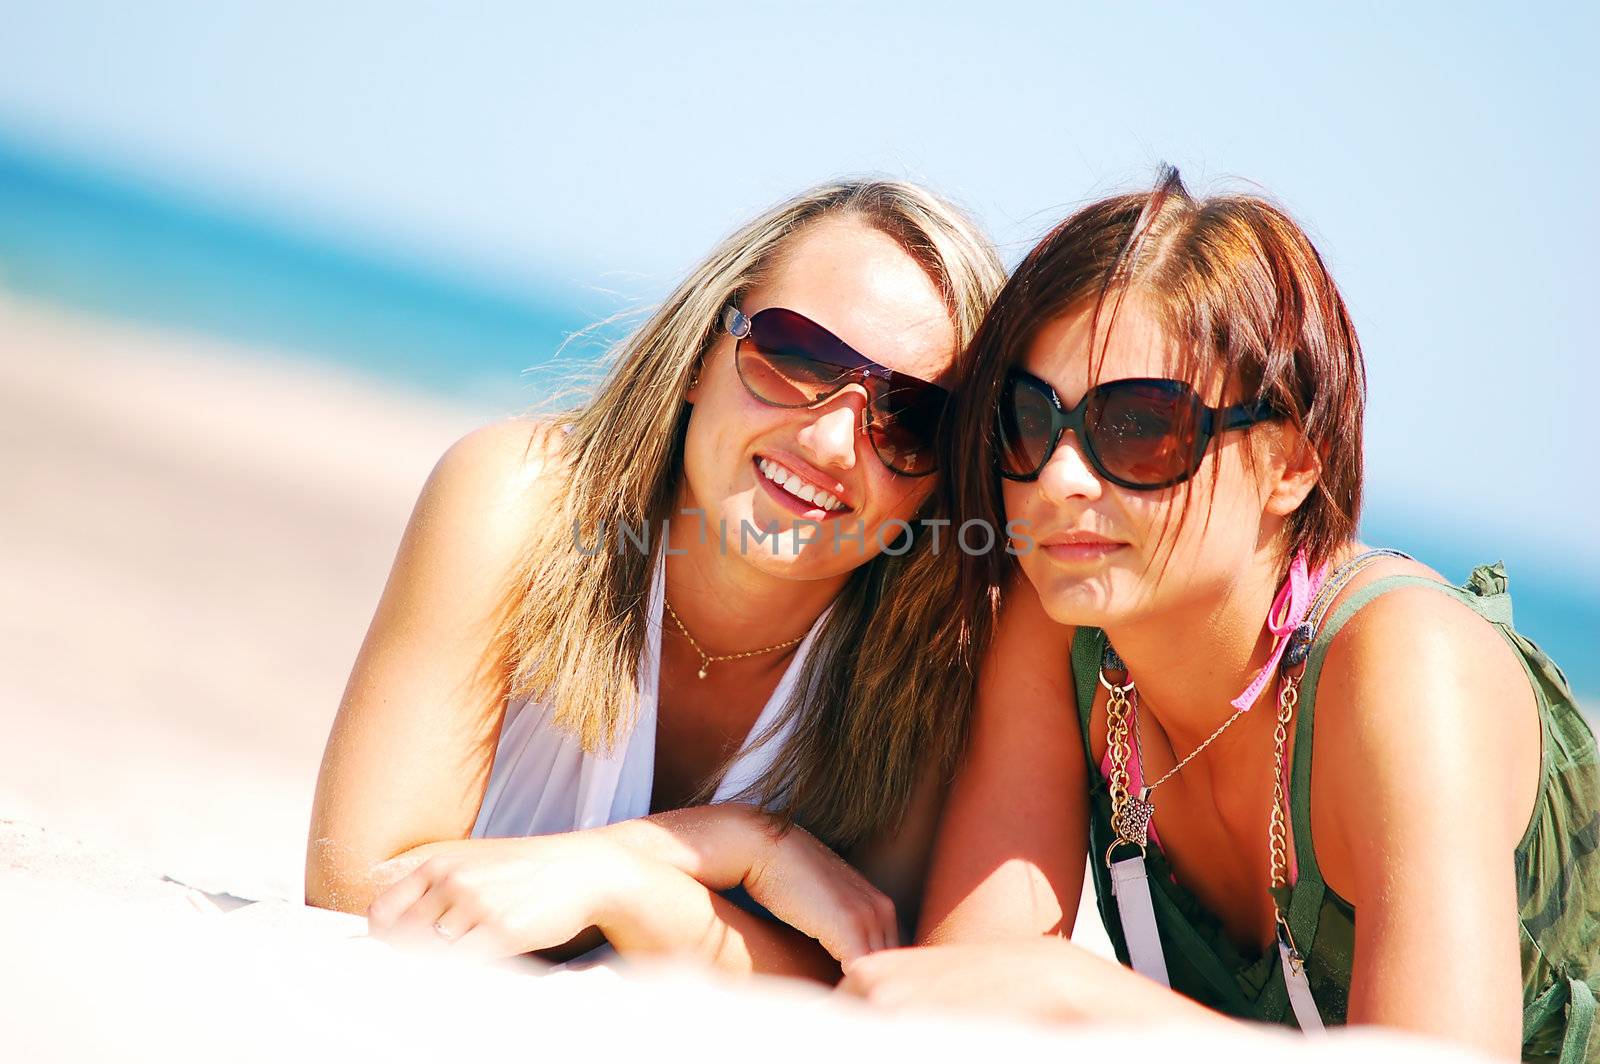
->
xmin=353 ymin=805 xmax=898 ymax=979
xmin=305 ymin=422 xmax=900 ymax=979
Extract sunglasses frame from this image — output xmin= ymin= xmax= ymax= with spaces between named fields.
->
xmin=723 ymin=305 xmax=948 ymax=478
xmin=998 ymin=367 xmax=1277 ymax=490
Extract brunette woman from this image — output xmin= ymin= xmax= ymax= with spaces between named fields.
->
xmin=842 ymin=169 xmax=1598 ymax=1061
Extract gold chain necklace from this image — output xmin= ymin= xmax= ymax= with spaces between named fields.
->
xmin=1101 ymin=666 xmax=1256 ymax=857
xmin=663 ymin=600 xmax=805 ymax=680
xmin=1100 ymin=549 xmax=1403 ymax=977
xmin=1107 ymin=663 xmax=1302 ymax=892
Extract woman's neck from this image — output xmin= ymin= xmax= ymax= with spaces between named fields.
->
xmin=657 ymin=496 xmax=846 ymax=658
xmin=1098 ymin=549 xmax=1292 ymax=756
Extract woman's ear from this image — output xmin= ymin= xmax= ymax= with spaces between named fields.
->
xmin=1263 ymin=423 xmax=1321 ymax=517
xmin=684 ymin=360 xmax=703 ymax=404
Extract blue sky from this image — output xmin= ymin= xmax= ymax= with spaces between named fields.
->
xmin=2 ymin=1 xmax=1596 ymax=581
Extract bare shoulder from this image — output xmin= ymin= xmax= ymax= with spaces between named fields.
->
xmin=305 ymin=417 xmax=576 ymax=908
xmin=1316 ymin=549 xmax=1532 ymax=740
xmin=1311 ymin=549 xmax=1541 ymax=891
xmin=407 ymin=418 xmax=573 ymax=558
xmin=430 ymin=416 xmax=572 ymax=507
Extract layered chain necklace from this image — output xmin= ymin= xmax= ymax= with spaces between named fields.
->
xmin=663 ymin=600 xmax=805 ymax=680
xmin=1097 ymin=548 xmax=1409 ymax=1024
xmin=1101 ymin=552 xmax=1325 ymax=863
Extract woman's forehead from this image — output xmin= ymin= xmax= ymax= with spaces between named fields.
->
xmin=752 ymin=218 xmax=956 ymax=382
xmin=1023 ymin=302 xmax=1172 ymax=384
xmin=1021 ymin=299 xmax=1229 ymax=404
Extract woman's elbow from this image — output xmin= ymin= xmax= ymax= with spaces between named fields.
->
xmin=303 ymin=834 xmax=377 ymax=914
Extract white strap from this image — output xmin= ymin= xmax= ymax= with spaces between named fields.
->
xmin=1109 ymin=855 xmax=1170 ymax=987
xmin=1278 ymin=935 xmax=1326 ymax=1033
xmin=573 ymin=549 xmax=666 ymax=829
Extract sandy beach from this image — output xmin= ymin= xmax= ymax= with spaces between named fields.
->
xmin=0 ymin=298 xmax=1494 ymax=1061
xmin=0 ymin=296 xmax=487 ymax=901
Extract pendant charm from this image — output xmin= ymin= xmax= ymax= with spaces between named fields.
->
xmin=1112 ymin=787 xmax=1155 ymax=848
xmin=1284 ymin=621 xmax=1315 ymax=669
xmin=696 ymin=666 xmax=708 ymax=680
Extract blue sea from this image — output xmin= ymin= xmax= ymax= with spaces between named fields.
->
xmin=1 ymin=131 xmax=1594 ymax=701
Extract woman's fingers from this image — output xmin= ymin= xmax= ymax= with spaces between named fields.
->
xmin=743 ymin=826 xmax=900 ymax=962
xmin=426 ymin=904 xmax=479 ymax=948
xmin=833 ymin=927 xmax=872 ymax=965
xmin=369 ymin=864 xmax=468 ymax=951
xmin=443 ymin=920 xmax=501 ymax=961
xmin=836 ymin=950 xmax=897 ymax=1002
xmin=387 ymin=888 xmax=456 ymax=950
xmin=827 ymin=889 xmax=897 ymax=962
xmin=879 ymin=892 xmax=902 ymax=951
xmin=857 ymin=883 xmax=897 ymax=955
xmin=366 ymin=868 xmax=432 ymax=933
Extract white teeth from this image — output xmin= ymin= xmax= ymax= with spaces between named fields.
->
xmin=757 ymin=457 xmax=846 ymax=512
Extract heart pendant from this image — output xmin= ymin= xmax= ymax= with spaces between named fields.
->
xmin=1111 ymin=790 xmax=1155 ymax=848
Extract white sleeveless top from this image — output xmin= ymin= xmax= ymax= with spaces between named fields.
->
xmin=471 ymin=548 xmax=834 ymax=839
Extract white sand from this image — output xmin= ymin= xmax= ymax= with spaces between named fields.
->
xmin=1 ymin=824 xmax=1489 ymax=1064
xmin=0 ymin=296 xmax=487 ymax=901
xmin=0 ymin=298 xmax=1491 ymax=1061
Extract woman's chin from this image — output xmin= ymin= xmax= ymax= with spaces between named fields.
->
xmin=1025 ymin=566 xmax=1132 ymax=629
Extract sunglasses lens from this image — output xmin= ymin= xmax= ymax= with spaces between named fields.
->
xmin=998 ymin=374 xmax=1057 ymax=477
xmin=868 ymin=387 xmax=943 ymax=476
xmin=736 ymin=308 xmax=946 ymax=477
xmin=738 ymin=311 xmax=852 ymax=406
xmin=1087 ymin=381 xmax=1198 ymax=487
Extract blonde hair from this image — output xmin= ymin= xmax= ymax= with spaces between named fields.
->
xmin=495 ymin=180 xmax=1004 ymax=849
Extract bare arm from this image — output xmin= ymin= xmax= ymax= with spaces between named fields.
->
xmin=917 ymin=574 xmax=1089 ymax=944
xmin=306 ymin=421 xmax=863 ymax=978
xmin=598 ymin=804 xmax=901 ymax=960
xmin=305 ymin=419 xmax=557 ymax=913
xmin=1318 ymin=587 xmax=1536 ymax=1058
xmin=845 ymin=583 xmax=1235 ymax=1021
xmin=362 ymin=828 xmax=845 ymax=978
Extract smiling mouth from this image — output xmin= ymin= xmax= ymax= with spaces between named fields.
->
xmin=754 ymin=456 xmax=850 ymax=515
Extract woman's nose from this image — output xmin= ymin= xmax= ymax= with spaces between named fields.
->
xmin=797 ymin=395 xmax=863 ymax=471
xmin=1036 ymin=432 xmax=1103 ymax=503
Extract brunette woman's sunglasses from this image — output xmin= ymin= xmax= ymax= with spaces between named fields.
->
xmin=997 ymin=368 xmax=1277 ymax=489
xmin=724 ymin=305 xmax=947 ymax=477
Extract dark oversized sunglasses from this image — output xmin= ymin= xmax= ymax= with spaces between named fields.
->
xmin=724 ymin=305 xmax=948 ymax=477
xmin=997 ymin=368 xmax=1277 ymax=489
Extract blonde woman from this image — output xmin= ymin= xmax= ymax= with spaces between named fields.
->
xmin=305 ymin=181 xmax=1005 ymax=979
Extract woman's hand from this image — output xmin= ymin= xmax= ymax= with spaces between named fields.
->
xmin=365 ymin=834 xmax=638 ymax=959
xmin=838 ymin=940 xmax=1232 ymax=1027
xmin=838 ymin=940 xmax=1076 ymax=1021
xmin=595 ymin=804 xmax=898 ymax=964
xmin=743 ymin=821 xmax=899 ymax=963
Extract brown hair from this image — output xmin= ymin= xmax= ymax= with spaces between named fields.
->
xmin=947 ymin=166 xmax=1365 ymax=630
xmin=495 ymin=180 xmax=1005 ymax=850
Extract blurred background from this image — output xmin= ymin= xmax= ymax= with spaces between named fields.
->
xmin=1 ymin=2 xmax=1594 ymax=903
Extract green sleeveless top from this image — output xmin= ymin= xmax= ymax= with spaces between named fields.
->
xmin=1069 ymin=562 xmax=1600 ymax=1063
